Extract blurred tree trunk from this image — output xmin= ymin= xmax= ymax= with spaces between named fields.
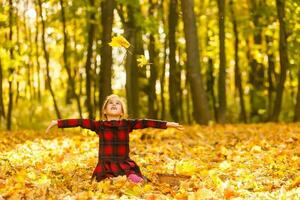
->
xmin=15 ymin=7 xmax=20 ymax=106
xmin=125 ymin=25 xmax=139 ymax=118
xmin=217 ymin=0 xmax=227 ymax=123
xmin=99 ymin=0 xmax=114 ymax=117
xmin=271 ymin=0 xmax=288 ymax=121
xmin=0 ymin=59 xmax=5 ymax=119
xmin=147 ymin=0 xmax=158 ymax=119
xmin=248 ymin=0 xmax=266 ymax=122
xmin=177 ymin=49 xmax=184 ymax=121
xmin=85 ymin=0 xmax=96 ymax=119
xmin=37 ymin=0 xmax=61 ymax=119
xmin=93 ymin=54 xmax=98 ymax=117
xmin=160 ymin=39 xmax=167 ymax=120
xmin=185 ymin=69 xmax=192 ymax=124
xmin=266 ymin=35 xmax=276 ymax=118
xmin=207 ymin=58 xmax=217 ymax=121
xmin=117 ymin=2 xmax=140 ymax=118
xmin=59 ymin=0 xmax=82 ymax=118
xmin=148 ymin=33 xmax=158 ymax=119
xmin=180 ymin=0 xmax=211 ymax=124
xmin=168 ymin=0 xmax=180 ymax=122
xmin=22 ymin=4 xmax=33 ymax=100
xmin=229 ymin=0 xmax=247 ymax=123
xmin=294 ymin=69 xmax=300 ymax=121
xmin=35 ymin=18 xmax=41 ymax=102
xmin=205 ymin=17 xmax=217 ymax=122
xmin=7 ymin=0 xmax=14 ymax=130
xmin=159 ymin=0 xmax=166 ymax=120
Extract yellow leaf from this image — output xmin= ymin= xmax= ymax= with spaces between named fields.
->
xmin=219 ymin=160 xmax=231 ymax=170
xmin=251 ymin=145 xmax=262 ymax=153
xmin=137 ymin=55 xmax=149 ymax=67
xmin=108 ymin=36 xmax=130 ymax=48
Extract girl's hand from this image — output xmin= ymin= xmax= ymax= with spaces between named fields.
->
xmin=46 ymin=120 xmax=58 ymax=133
xmin=166 ymin=122 xmax=184 ymax=131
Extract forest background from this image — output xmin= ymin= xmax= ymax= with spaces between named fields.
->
xmin=0 ymin=0 xmax=299 ymax=130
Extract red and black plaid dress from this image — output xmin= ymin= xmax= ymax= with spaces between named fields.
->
xmin=57 ymin=119 xmax=167 ymax=181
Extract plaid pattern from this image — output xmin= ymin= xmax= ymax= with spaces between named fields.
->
xmin=57 ymin=119 xmax=167 ymax=181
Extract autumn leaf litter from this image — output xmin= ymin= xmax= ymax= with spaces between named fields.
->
xmin=0 ymin=123 xmax=300 ymax=199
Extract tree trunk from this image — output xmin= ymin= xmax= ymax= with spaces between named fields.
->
xmin=294 ymin=69 xmax=300 ymax=121
xmin=266 ymin=35 xmax=276 ymax=118
xmin=148 ymin=34 xmax=158 ymax=118
xmin=59 ymin=0 xmax=82 ymax=118
xmin=217 ymin=0 xmax=227 ymax=123
xmin=37 ymin=0 xmax=61 ymax=119
xmin=0 ymin=59 xmax=5 ymax=119
xmin=159 ymin=0 xmax=166 ymax=120
xmin=229 ymin=0 xmax=247 ymax=123
xmin=119 ymin=4 xmax=140 ymax=118
xmin=125 ymin=29 xmax=139 ymax=118
xmin=160 ymin=39 xmax=167 ymax=120
xmin=248 ymin=0 xmax=266 ymax=122
xmin=207 ymin=58 xmax=218 ymax=121
xmin=147 ymin=0 xmax=158 ymax=119
xmin=168 ymin=0 xmax=180 ymax=122
xmin=85 ymin=0 xmax=96 ymax=119
xmin=99 ymin=0 xmax=114 ymax=117
xmin=180 ymin=0 xmax=211 ymax=124
xmin=35 ymin=18 xmax=42 ymax=102
xmin=271 ymin=0 xmax=288 ymax=121
xmin=7 ymin=0 xmax=14 ymax=130
xmin=22 ymin=3 xmax=33 ymax=100
xmin=185 ymin=69 xmax=192 ymax=124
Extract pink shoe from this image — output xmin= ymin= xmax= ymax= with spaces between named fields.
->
xmin=128 ymin=174 xmax=143 ymax=183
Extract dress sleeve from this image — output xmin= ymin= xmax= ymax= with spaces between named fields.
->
xmin=128 ymin=119 xmax=167 ymax=131
xmin=57 ymin=119 xmax=99 ymax=131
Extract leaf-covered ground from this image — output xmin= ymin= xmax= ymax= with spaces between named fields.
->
xmin=0 ymin=123 xmax=300 ymax=199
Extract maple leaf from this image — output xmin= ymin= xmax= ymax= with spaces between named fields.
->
xmin=108 ymin=36 xmax=130 ymax=49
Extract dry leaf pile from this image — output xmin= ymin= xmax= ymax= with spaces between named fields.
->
xmin=0 ymin=123 xmax=300 ymax=199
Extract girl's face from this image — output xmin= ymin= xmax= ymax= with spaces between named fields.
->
xmin=104 ymin=97 xmax=123 ymax=118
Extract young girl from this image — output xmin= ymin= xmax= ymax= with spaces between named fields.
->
xmin=46 ymin=94 xmax=183 ymax=183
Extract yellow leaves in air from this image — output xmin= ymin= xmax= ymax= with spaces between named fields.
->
xmin=137 ymin=55 xmax=150 ymax=67
xmin=109 ymin=35 xmax=150 ymax=67
xmin=108 ymin=36 xmax=130 ymax=49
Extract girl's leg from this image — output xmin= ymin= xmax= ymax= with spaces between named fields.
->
xmin=126 ymin=171 xmax=143 ymax=183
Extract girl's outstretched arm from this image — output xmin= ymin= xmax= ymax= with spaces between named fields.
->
xmin=46 ymin=119 xmax=99 ymax=133
xmin=46 ymin=120 xmax=58 ymax=133
xmin=129 ymin=119 xmax=184 ymax=131
xmin=166 ymin=122 xmax=184 ymax=131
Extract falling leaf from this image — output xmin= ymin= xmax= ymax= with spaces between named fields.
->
xmin=108 ymin=36 xmax=130 ymax=48
xmin=137 ymin=55 xmax=149 ymax=67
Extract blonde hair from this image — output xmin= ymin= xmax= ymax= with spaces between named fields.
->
xmin=101 ymin=94 xmax=128 ymax=120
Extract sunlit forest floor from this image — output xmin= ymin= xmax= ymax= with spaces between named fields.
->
xmin=0 ymin=123 xmax=300 ymax=199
